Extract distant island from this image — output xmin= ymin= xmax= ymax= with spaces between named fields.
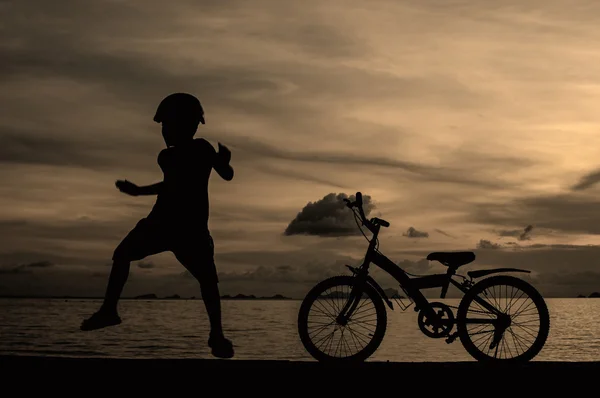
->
xmin=578 ymin=292 xmax=600 ymax=298
xmin=132 ymin=293 xmax=293 ymax=300
xmin=221 ymin=294 xmax=292 ymax=300
xmin=0 ymin=293 xmax=293 ymax=300
xmin=318 ymin=288 xmax=405 ymax=300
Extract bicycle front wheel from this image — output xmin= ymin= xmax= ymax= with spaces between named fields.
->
xmin=297 ymin=275 xmax=387 ymax=362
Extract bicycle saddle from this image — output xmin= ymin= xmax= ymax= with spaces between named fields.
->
xmin=426 ymin=251 xmax=475 ymax=268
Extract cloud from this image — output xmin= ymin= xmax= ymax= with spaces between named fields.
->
xmin=434 ymin=229 xmax=456 ymax=238
xmin=251 ymin=162 xmax=349 ymax=190
xmin=137 ymin=261 xmax=155 ymax=269
xmin=183 ymin=255 xmax=435 ymax=292
xmin=468 ymin=192 xmax=600 ymax=235
xmin=535 ymin=271 xmax=600 ymax=296
xmin=519 ymin=224 xmax=534 ymax=240
xmin=395 ymin=258 xmax=435 ymax=275
xmin=228 ymin=135 xmax=514 ymax=190
xmin=283 ymin=192 xmax=376 ymax=237
xmin=24 ymin=260 xmax=54 ymax=268
xmin=496 ymin=224 xmax=534 ymax=241
xmin=0 ymin=260 xmax=54 ymax=274
xmin=0 ymin=218 xmax=132 ymax=264
xmin=402 ymin=227 xmax=429 ymax=238
xmin=0 ymin=128 xmax=97 ymax=169
xmin=476 ymin=239 xmax=502 ymax=249
xmin=571 ymin=169 xmax=600 ymax=191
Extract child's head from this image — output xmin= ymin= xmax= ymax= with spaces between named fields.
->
xmin=153 ymin=93 xmax=205 ymax=147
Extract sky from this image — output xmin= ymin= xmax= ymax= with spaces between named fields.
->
xmin=2 ymin=0 xmax=600 ymax=299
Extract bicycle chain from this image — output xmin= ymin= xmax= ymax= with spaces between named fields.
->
xmin=445 ymin=305 xmax=491 ymax=315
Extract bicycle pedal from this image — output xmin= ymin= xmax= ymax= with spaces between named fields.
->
xmin=445 ymin=333 xmax=458 ymax=344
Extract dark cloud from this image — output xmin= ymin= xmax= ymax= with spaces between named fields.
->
xmin=0 ymin=127 xmax=127 ymax=170
xmin=229 ymin=136 xmax=512 ymax=190
xmin=0 ymin=264 xmax=164 ymax=297
xmin=25 ymin=260 xmax=53 ymax=268
xmin=434 ymin=229 xmax=456 ymax=238
xmin=476 ymin=239 xmax=502 ymax=249
xmin=571 ymin=168 xmax=600 ymax=191
xmin=0 ymin=250 xmax=78 ymax=267
xmin=520 ymin=224 xmax=534 ymax=240
xmin=395 ymin=258 xmax=435 ymax=275
xmin=496 ymin=224 xmax=534 ymax=241
xmin=534 ymin=271 xmax=600 ymax=296
xmin=402 ymin=227 xmax=429 ymax=238
xmin=0 ymin=218 xmax=130 ymax=245
xmin=467 ymin=192 xmax=600 ymax=235
xmin=185 ymin=264 xmax=329 ymax=284
xmin=0 ymin=219 xmax=143 ymax=271
xmin=283 ymin=192 xmax=376 ymax=237
xmin=0 ymin=267 xmax=28 ymax=275
xmin=251 ymin=162 xmax=349 ymax=190
xmin=183 ymin=255 xmax=433 ymax=293
xmin=0 ymin=260 xmax=54 ymax=274
xmin=137 ymin=261 xmax=155 ymax=269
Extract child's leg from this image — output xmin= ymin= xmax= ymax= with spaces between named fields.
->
xmin=198 ymin=276 xmax=224 ymax=339
xmin=176 ymin=255 xmax=226 ymax=337
xmin=185 ymin=267 xmax=233 ymax=358
xmin=174 ymin=234 xmax=233 ymax=358
xmin=81 ymin=218 xmax=165 ymax=331
xmin=100 ymin=259 xmax=131 ymax=314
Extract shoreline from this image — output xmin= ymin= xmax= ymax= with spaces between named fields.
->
xmin=2 ymin=354 xmax=598 ymax=390
xmin=3 ymin=354 xmax=599 ymax=369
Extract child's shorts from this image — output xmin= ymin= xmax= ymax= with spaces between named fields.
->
xmin=112 ymin=217 xmax=218 ymax=283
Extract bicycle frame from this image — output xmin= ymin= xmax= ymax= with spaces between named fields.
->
xmin=340 ymin=218 xmax=504 ymax=328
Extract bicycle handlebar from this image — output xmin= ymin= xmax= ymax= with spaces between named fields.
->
xmin=343 ymin=191 xmax=390 ymax=233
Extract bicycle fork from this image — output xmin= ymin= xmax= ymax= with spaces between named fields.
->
xmin=336 ymin=274 xmax=368 ymax=325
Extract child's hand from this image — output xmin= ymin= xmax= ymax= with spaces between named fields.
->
xmin=115 ymin=179 xmax=140 ymax=196
xmin=217 ymin=142 xmax=231 ymax=164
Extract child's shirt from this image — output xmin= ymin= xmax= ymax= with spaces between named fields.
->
xmin=147 ymin=138 xmax=217 ymax=227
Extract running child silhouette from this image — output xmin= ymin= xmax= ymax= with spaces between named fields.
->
xmin=80 ymin=93 xmax=235 ymax=359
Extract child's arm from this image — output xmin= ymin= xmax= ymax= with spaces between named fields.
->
xmin=136 ymin=182 xmax=164 ymax=195
xmin=116 ymin=180 xmax=163 ymax=196
xmin=214 ymin=161 xmax=234 ymax=181
xmin=213 ymin=143 xmax=234 ymax=181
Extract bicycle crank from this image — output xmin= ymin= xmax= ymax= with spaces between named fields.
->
xmin=418 ymin=302 xmax=455 ymax=339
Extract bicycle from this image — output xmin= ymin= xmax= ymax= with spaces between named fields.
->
xmin=297 ymin=192 xmax=550 ymax=363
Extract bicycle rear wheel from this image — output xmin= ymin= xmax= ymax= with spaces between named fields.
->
xmin=456 ymin=275 xmax=550 ymax=362
xmin=297 ymin=275 xmax=387 ymax=362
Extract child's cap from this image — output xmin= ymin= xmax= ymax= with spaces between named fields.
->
xmin=153 ymin=92 xmax=205 ymax=124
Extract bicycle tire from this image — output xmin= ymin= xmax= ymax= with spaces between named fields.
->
xmin=297 ymin=275 xmax=387 ymax=362
xmin=456 ymin=275 xmax=550 ymax=362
